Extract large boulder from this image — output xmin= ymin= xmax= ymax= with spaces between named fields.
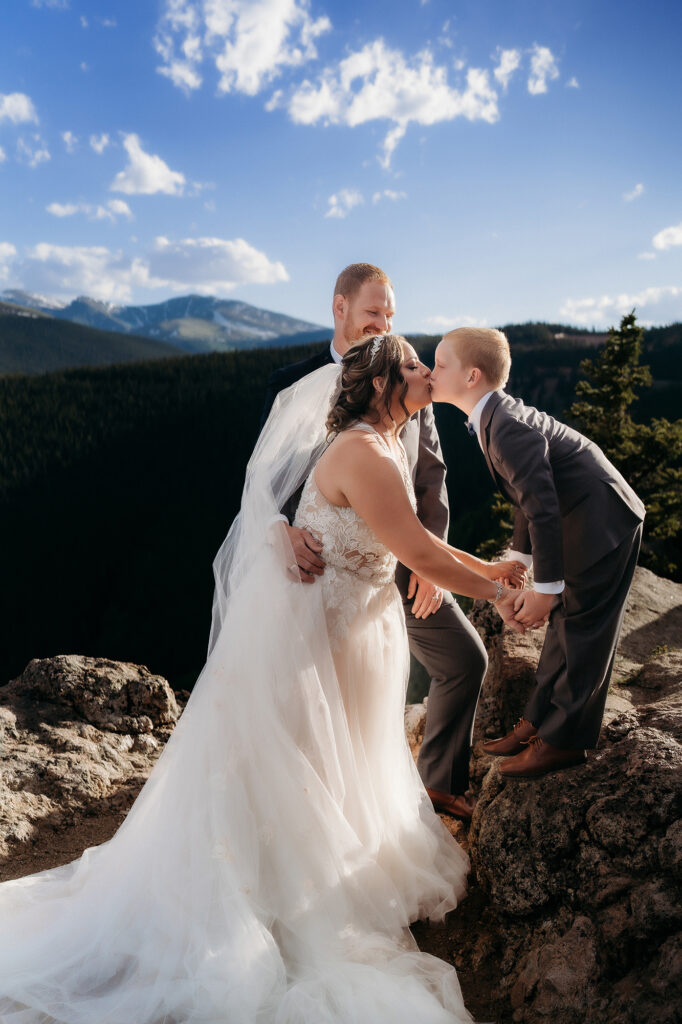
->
xmin=410 ymin=565 xmax=682 ymax=1023
xmin=0 ymin=655 xmax=180 ymax=882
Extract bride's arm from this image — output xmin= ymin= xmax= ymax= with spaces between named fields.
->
xmin=326 ymin=435 xmax=510 ymax=604
xmin=427 ymin=535 xmax=527 ymax=588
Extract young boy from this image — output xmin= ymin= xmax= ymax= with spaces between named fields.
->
xmin=430 ymin=327 xmax=645 ymax=778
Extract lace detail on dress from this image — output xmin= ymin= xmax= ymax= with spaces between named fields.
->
xmin=294 ymin=423 xmax=416 ymax=647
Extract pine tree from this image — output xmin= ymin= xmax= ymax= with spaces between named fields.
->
xmin=569 ymin=311 xmax=682 ymax=576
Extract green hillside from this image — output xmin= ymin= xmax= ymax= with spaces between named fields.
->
xmin=0 ymin=311 xmax=183 ymax=375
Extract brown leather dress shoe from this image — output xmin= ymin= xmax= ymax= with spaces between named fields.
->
xmin=482 ymin=717 xmax=537 ymax=756
xmin=425 ymin=788 xmax=477 ymax=821
xmin=499 ymin=737 xmax=587 ymax=779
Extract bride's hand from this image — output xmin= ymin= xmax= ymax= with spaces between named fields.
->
xmin=485 ymin=560 xmax=527 ymax=590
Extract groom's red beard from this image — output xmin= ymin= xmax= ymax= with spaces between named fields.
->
xmin=343 ymin=322 xmax=388 ymax=345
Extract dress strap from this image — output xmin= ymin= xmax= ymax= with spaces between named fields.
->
xmin=347 ymin=421 xmax=410 ymax=483
xmin=348 ymin=421 xmax=389 ymax=447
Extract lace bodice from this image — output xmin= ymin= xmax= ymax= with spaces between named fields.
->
xmin=295 ymin=423 xmax=415 ymax=584
xmin=294 ymin=423 xmax=416 ymax=644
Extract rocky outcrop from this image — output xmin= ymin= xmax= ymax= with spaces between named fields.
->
xmin=412 ymin=566 xmax=682 ymax=1023
xmin=0 ymin=655 xmax=181 ymax=882
xmin=1 ymin=568 xmax=679 ymax=1022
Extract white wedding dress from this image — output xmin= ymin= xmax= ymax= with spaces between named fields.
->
xmin=0 ymin=367 xmax=472 ymax=1023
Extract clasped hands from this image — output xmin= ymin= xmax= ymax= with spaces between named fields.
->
xmin=485 ymin=561 xmax=557 ymax=633
xmin=495 ymin=587 xmax=558 ymax=634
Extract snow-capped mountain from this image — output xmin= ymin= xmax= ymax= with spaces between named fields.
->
xmin=0 ymin=291 xmax=330 ymax=352
xmin=2 ymin=289 xmax=67 ymax=312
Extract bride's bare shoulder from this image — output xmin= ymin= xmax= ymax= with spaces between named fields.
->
xmin=321 ymin=427 xmax=387 ymax=467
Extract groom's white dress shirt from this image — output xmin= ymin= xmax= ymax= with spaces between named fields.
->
xmin=467 ymin=392 xmax=564 ymax=595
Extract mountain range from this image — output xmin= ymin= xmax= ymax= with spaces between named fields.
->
xmin=0 ymin=290 xmax=330 ymax=354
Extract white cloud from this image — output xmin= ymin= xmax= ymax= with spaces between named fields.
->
xmin=17 ymin=135 xmax=50 ymax=167
xmin=372 ymin=189 xmax=407 ymax=204
xmin=0 ymin=242 xmax=17 ymax=282
xmin=111 ymin=133 xmax=185 ymax=195
xmin=0 ymin=93 xmax=38 ymax=125
xmin=159 ymin=57 xmax=203 ymax=92
xmin=12 ymin=243 xmax=151 ymax=303
xmin=100 ymin=17 xmax=117 ymax=27
xmin=89 ymin=132 xmax=110 ymax=154
xmin=379 ymin=124 xmax=406 ymax=171
xmin=46 ymin=202 xmax=81 ymax=217
xmin=288 ymin=39 xmax=499 ymax=167
xmin=46 ymin=199 xmax=134 ymax=222
xmin=560 ymin=284 xmax=682 ymax=327
xmin=0 ymin=147 xmax=6 ymax=164
xmin=623 ymin=183 xmax=644 ymax=202
xmin=106 ymin=198 xmax=134 ymax=219
xmin=424 ymin=314 xmax=488 ymax=331
xmin=638 ymin=252 xmax=656 ymax=261
xmin=652 ymin=222 xmax=682 ymax=251
xmin=80 ymin=62 xmax=89 ymax=72
xmin=154 ymin=0 xmax=331 ymax=97
xmin=528 ymin=44 xmax=559 ymax=95
xmin=566 ymin=76 xmax=579 ymax=88
xmin=31 ymin=0 xmax=69 ymax=7
xmin=148 ymin=235 xmax=288 ymax=292
xmin=493 ymin=48 xmax=521 ymax=90
xmin=80 ymin=14 xmax=88 ymax=27
xmin=0 ymin=233 xmax=289 ymax=301
xmin=325 ymin=189 xmax=363 ymax=219
xmin=61 ymin=130 xmax=78 ymax=153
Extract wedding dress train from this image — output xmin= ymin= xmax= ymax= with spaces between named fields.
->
xmin=0 ymin=367 xmax=472 ymax=1023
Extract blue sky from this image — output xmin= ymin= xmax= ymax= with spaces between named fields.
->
xmin=1 ymin=0 xmax=681 ymax=331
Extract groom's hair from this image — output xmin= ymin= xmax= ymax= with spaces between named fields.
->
xmin=445 ymin=327 xmax=511 ymax=388
xmin=334 ymin=263 xmax=393 ymax=298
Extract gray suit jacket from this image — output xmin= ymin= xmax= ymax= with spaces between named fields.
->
xmin=262 ymin=347 xmax=450 ymax=541
xmin=480 ymin=391 xmax=645 ymax=582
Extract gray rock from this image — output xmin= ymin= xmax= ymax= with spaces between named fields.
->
xmin=409 ymin=565 xmax=682 ymax=1024
xmin=0 ymin=655 xmax=180 ymax=876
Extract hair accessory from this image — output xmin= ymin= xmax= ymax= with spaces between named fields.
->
xmin=369 ymin=336 xmax=383 ymax=361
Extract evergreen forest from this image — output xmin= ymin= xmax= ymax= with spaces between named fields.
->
xmin=2 ymin=322 xmax=681 ymax=689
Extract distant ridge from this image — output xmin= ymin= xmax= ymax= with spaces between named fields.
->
xmin=1 ymin=290 xmax=330 ymax=354
xmin=0 ymin=305 xmax=184 ymax=376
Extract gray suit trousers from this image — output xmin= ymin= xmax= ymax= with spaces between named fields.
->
xmin=527 ymin=523 xmax=643 ymax=749
xmin=395 ymin=564 xmax=488 ymax=794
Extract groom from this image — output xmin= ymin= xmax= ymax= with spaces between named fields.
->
xmin=261 ymin=263 xmax=488 ymax=820
xmin=431 ymin=327 xmax=645 ymax=778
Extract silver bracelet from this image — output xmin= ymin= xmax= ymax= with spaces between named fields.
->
xmin=490 ymin=580 xmax=504 ymax=603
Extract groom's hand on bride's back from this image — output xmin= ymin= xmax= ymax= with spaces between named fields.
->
xmin=284 ymin=524 xmax=325 ymax=583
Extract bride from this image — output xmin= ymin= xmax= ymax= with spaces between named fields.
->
xmin=0 ymin=334 xmax=519 ymax=1023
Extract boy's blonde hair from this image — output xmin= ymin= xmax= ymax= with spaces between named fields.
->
xmin=444 ymin=327 xmax=511 ymax=388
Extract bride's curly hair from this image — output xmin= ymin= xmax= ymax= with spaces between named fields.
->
xmin=326 ymin=334 xmax=410 ymax=438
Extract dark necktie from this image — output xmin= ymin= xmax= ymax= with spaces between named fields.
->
xmin=466 ymin=421 xmax=477 ymax=438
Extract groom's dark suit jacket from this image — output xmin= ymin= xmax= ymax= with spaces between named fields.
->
xmin=480 ymin=391 xmax=645 ymax=583
xmin=261 ymin=346 xmax=450 ymax=542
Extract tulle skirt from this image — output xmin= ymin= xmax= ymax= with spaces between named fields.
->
xmin=0 ymin=544 xmax=472 ymax=1023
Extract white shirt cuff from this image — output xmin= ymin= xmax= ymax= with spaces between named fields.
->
xmin=509 ymin=550 xmax=532 ymax=568
xmin=534 ymin=580 xmax=565 ymax=594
